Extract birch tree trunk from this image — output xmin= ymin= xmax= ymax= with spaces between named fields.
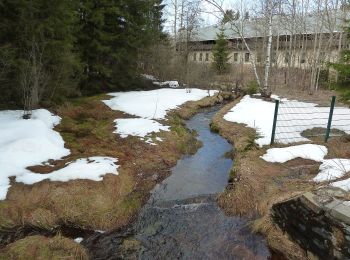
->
xmin=173 ymin=0 xmax=178 ymax=51
xmin=262 ymin=0 xmax=273 ymax=96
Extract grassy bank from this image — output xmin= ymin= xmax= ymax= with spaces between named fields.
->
xmin=0 ymin=91 xmax=233 ymax=257
xmin=0 ymin=235 xmax=88 ymax=260
xmin=211 ymin=98 xmax=350 ymax=259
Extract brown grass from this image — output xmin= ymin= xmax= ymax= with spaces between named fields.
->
xmin=212 ymin=98 xmax=335 ymax=259
xmin=271 ymin=84 xmax=342 ymax=106
xmin=0 ymin=235 xmax=88 ymax=259
xmin=0 ymin=92 xmax=229 ymax=248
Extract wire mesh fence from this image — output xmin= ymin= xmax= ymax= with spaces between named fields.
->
xmin=271 ymin=96 xmax=350 ymax=145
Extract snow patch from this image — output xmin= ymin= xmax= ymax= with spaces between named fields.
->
xmin=0 ymin=109 xmax=70 ymax=200
xmin=103 ymin=88 xmax=216 ymax=120
xmin=114 ymin=118 xmax=169 ymax=138
xmin=0 ymin=109 xmax=119 ymax=200
xmin=145 ymin=138 xmax=158 ymax=146
xmin=332 ymin=174 xmax=350 ymax=191
xmin=104 ymin=88 xmax=216 ymax=142
xmin=314 ymin=159 xmax=350 ymax=182
xmin=224 ymin=95 xmax=350 ymax=146
xmin=16 ymin=157 xmax=118 ymax=185
xmin=74 ymin=237 xmax=83 ymax=243
xmin=261 ymin=144 xmax=327 ymax=163
xmin=224 ymin=95 xmax=275 ymax=146
xmin=261 ymin=144 xmax=350 ymax=184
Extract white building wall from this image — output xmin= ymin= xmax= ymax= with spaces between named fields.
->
xmin=189 ymin=48 xmax=340 ymax=69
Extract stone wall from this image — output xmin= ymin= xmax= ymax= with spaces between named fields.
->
xmin=272 ymin=187 xmax=350 ymax=259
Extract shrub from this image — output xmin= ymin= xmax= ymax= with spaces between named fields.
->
xmin=246 ymin=81 xmax=258 ymax=95
xmin=210 ymin=121 xmax=220 ymax=133
xmin=243 ymin=131 xmax=261 ymax=152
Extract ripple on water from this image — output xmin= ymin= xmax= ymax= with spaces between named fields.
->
xmin=135 ymin=106 xmax=271 ymax=259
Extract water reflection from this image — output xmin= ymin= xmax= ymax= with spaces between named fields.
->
xmin=136 ymin=106 xmax=271 ymax=259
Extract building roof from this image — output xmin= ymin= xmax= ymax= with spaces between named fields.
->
xmin=189 ymin=11 xmax=348 ymax=42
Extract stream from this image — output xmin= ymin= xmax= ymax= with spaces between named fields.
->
xmin=85 ymin=105 xmax=271 ymax=259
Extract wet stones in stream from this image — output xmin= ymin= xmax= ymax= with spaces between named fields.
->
xmin=83 ymin=195 xmax=270 ymax=260
xmin=136 ymin=196 xmax=270 ymax=260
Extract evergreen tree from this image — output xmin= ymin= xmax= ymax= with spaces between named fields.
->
xmin=0 ymin=0 xmax=165 ymax=108
xmin=212 ymin=27 xmax=230 ymax=74
xmin=78 ymin=0 xmax=165 ymax=94
xmin=0 ymin=0 xmax=80 ymax=110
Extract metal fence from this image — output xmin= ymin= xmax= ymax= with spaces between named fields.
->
xmin=271 ymin=96 xmax=350 ymax=145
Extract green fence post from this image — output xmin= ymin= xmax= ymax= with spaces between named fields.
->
xmin=270 ymin=99 xmax=280 ymax=145
xmin=325 ymin=96 xmax=336 ymax=142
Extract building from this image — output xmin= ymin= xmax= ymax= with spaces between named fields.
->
xmin=186 ymin=11 xmax=348 ymax=71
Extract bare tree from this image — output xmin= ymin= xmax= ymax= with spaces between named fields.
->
xmin=204 ymin=0 xmax=278 ymax=97
xmin=21 ymin=37 xmax=49 ymax=118
xmin=262 ymin=0 xmax=274 ymax=95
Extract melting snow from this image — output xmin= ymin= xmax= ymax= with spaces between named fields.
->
xmin=261 ymin=144 xmax=327 ymax=163
xmin=104 ymin=88 xmax=216 ymax=143
xmin=16 ymin=157 xmax=118 ymax=185
xmin=74 ymin=237 xmax=83 ymax=243
xmin=224 ymin=95 xmax=350 ymax=146
xmin=314 ymin=159 xmax=350 ymax=182
xmin=104 ymin=88 xmax=216 ymax=120
xmin=114 ymin=118 xmax=169 ymax=138
xmin=0 ymin=109 xmax=70 ymax=199
xmin=261 ymin=144 xmax=350 ymax=187
xmin=0 ymin=109 xmax=119 ymax=200
xmin=331 ymin=171 xmax=350 ymax=191
xmin=224 ymin=95 xmax=276 ymax=146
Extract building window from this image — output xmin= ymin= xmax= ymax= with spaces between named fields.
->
xmin=194 ymin=53 xmax=197 ymax=61
xmin=205 ymin=53 xmax=209 ymax=61
xmin=300 ymin=53 xmax=306 ymax=63
xmin=199 ymin=53 xmax=203 ymax=61
xmin=245 ymin=53 xmax=250 ymax=62
xmin=233 ymin=53 xmax=238 ymax=62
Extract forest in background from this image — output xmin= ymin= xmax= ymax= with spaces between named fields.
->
xmin=0 ymin=0 xmax=165 ymax=112
xmin=1 ymin=0 xmax=350 ymax=114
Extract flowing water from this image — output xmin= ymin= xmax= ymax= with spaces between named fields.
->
xmin=85 ymin=105 xmax=271 ymax=259
xmin=135 ymin=105 xmax=270 ymax=259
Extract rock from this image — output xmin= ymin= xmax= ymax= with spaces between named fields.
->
xmin=272 ymin=188 xmax=350 ymax=259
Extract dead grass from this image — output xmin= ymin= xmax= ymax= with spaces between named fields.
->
xmin=271 ymin=84 xmax=340 ymax=106
xmin=0 ymin=92 xmax=227 ymax=249
xmin=174 ymin=91 xmax=234 ymax=120
xmin=0 ymin=235 xmax=88 ymax=260
xmin=212 ymin=99 xmax=328 ymax=259
xmin=215 ymin=94 xmax=350 ymax=258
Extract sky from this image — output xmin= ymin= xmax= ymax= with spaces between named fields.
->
xmin=164 ymin=0 xmax=231 ymax=33
xmin=163 ymin=0 xmax=240 ymax=33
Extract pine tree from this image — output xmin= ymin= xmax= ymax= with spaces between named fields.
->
xmin=212 ymin=27 xmax=230 ymax=74
xmin=0 ymin=0 xmax=80 ymax=111
xmin=0 ymin=0 xmax=165 ymax=108
xmin=77 ymin=0 xmax=165 ymax=94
